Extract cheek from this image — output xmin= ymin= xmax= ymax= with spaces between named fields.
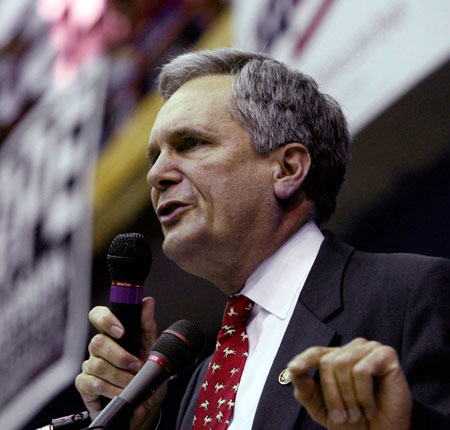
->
xmin=192 ymin=156 xmax=270 ymax=212
xmin=150 ymin=188 xmax=158 ymax=210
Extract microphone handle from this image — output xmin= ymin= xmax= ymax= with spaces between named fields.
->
xmin=109 ymin=301 xmax=142 ymax=358
xmin=88 ymin=397 xmax=133 ymax=430
xmin=100 ymin=295 xmax=142 ymax=409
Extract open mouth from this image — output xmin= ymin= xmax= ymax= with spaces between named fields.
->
xmin=157 ymin=201 xmax=191 ymax=224
xmin=158 ymin=202 xmax=185 ymax=217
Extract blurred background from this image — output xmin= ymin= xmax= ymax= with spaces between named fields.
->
xmin=0 ymin=0 xmax=448 ymax=429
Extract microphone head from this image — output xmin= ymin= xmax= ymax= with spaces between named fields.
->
xmin=107 ymin=233 xmax=152 ymax=284
xmin=151 ymin=320 xmax=205 ymax=375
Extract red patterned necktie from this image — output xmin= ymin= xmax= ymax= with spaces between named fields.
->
xmin=192 ymin=295 xmax=253 ymax=429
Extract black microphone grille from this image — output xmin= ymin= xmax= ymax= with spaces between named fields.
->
xmin=151 ymin=320 xmax=205 ymax=375
xmin=107 ymin=233 xmax=152 ymax=284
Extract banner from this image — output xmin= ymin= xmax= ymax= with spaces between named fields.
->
xmin=232 ymin=0 xmax=450 ymax=132
xmin=0 ymin=58 xmax=108 ymax=430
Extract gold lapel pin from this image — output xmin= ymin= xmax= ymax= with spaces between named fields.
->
xmin=278 ymin=368 xmax=291 ymax=385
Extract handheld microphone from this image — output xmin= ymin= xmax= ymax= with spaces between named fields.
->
xmin=102 ymin=232 xmax=152 ymax=413
xmin=37 ymin=320 xmax=204 ymax=430
xmin=88 ymin=319 xmax=205 ymax=429
xmin=107 ymin=233 xmax=152 ymax=358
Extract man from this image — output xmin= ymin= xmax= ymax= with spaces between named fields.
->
xmin=75 ymin=48 xmax=450 ymax=429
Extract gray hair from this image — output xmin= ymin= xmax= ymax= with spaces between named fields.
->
xmin=158 ymin=48 xmax=351 ymax=224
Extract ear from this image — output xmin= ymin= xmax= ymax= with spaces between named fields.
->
xmin=272 ymin=143 xmax=311 ymax=200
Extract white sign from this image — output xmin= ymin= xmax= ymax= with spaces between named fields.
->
xmin=0 ymin=59 xmax=108 ymax=430
xmin=232 ymin=0 xmax=450 ymax=132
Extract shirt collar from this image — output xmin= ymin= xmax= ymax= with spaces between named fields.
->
xmin=240 ymin=220 xmax=324 ymax=320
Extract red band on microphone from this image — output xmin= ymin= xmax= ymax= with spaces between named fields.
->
xmin=164 ymin=329 xmax=190 ymax=348
xmin=148 ymin=354 xmax=171 ymax=373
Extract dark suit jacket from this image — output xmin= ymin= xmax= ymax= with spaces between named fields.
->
xmin=174 ymin=232 xmax=450 ymax=429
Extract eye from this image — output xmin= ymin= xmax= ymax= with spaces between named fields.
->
xmin=178 ymin=137 xmax=206 ymax=152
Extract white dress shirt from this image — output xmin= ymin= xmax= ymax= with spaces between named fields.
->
xmin=228 ymin=221 xmax=324 ymax=429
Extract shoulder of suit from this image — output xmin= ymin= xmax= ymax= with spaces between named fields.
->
xmin=321 ymin=230 xmax=450 ymax=291
xmin=346 ymin=245 xmax=450 ymax=296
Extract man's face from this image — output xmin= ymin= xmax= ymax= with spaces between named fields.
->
xmin=147 ymin=75 xmax=276 ymax=281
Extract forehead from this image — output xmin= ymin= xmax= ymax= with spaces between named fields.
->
xmin=149 ymin=75 xmax=236 ymax=144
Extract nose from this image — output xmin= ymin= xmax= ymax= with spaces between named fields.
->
xmin=146 ymin=149 xmax=182 ymax=191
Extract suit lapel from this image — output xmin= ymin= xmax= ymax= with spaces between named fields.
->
xmin=252 ymin=232 xmax=354 ymax=429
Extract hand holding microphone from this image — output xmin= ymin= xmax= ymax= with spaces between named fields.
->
xmin=88 ymin=319 xmax=204 ymax=429
xmin=45 ymin=232 xmax=205 ymax=430
xmin=43 ymin=320 xmax=204 ymax=430
xmin=75 ymin=298 xmax=163 ymax=428
xmin=75 ymin=233 xmax=162 ymax=429
xmin=69 ymin=232 xmax=206 ymax=430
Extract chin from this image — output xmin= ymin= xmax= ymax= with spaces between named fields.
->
xmin=161 ymin=230 xmax=203 ymax=272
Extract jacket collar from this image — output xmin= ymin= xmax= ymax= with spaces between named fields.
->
xmin=299 ymin=230 xmax=354 ymax=321
xmin=251 ymin=232 xmax=354 ymax=429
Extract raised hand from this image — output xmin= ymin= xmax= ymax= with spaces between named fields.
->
xmin=288 ymin=338 xmax=412 ymax=430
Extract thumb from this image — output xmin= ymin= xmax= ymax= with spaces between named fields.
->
xmin=139 ymin=296 xmax=158 ymax=360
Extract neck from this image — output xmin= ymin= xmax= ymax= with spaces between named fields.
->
xmin=205 ymin=206 xmax=314 ymax=295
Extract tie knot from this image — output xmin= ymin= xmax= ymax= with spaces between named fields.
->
xmin=221 ymin=295 xmax=253 ymax=328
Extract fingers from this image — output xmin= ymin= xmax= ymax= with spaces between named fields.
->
xmin=288 ymin=338 xmax=403 ymax=428
xmin=77 ymin=298 xmax=159 ymax=415
xmin=82 ymin=355 xmax=135 ymax=388
xmin=88 ymin=333 xmax=141 ymax=369
xmin=321 ymin=339 xmax=380 ymax=423
xmin=288 ymin=346 xmax=339 ymax=426
xmin=89 ymin=306 xmax=124 ymax=339
xmin=288 ymin=356 xmax=329 ymax=426
xmin=76 ymin=334 xmax=143 ymax=412
xmin=89 ymin=297 xmax=158 ymax=358
xmin=353 ymin=344 xmax=410 ymax=417
xmin=75 ymin=371 xmax=123 ymax=412
xmin=87 ymin=336 xmax=141 ymax=381
xmin=131 ymin=383 xmax=169 ymax=430
xmin=140 ymin=297 xmax=158 ymax=356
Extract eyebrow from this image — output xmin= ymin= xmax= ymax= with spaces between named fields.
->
xmin=146 ymin=125 xmax=218 ymax=162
